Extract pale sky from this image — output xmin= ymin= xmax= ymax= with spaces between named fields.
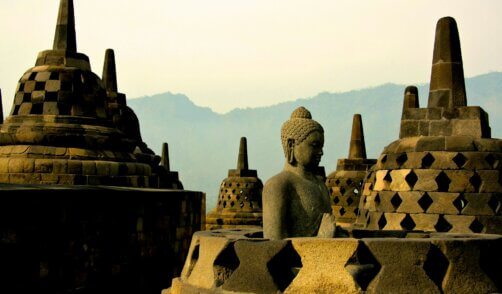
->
xmin=1 ymin=1 xmax=502 ymax=114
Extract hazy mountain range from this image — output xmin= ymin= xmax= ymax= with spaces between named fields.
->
xmin=128 ymin=72 xmax=502 ymax=211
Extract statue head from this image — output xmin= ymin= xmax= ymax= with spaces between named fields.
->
xmin=281 ymin=107 xmax=324 ymax=169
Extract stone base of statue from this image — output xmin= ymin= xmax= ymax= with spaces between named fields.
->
xmin=165 ymin=228 xmax=502 ymax=294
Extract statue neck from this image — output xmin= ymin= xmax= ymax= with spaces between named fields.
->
xmin=284 ymin=162 xmax=317 ymax=180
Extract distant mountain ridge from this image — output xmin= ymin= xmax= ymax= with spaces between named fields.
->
xmin=128 ymin=72 xmax=502 ymax=210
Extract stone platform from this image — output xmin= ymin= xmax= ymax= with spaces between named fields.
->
xmin=167 ymin=229 xmax=502 ymax=294
xmin=0 ymin=184 xmax=204 ymax=294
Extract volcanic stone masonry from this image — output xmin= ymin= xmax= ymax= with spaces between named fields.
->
xmin=0 ymin=0 xmax=181 ymax=188
xmin=206 ymin=137 xmax=263 ymax=230
xmin=356 ymin=17 xmax=502 ymax=234
xmin=0 ymin=1 xmax=202 ymax=293
xmin=167 ymin=229 xmax=502 ymax=294
xmin=326 ymin=114 xmax=376 ymax=226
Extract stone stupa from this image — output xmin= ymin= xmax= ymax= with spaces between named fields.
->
xmin=206 ymin=137 xmax=263 ymax=230
xmin=326 ymin=114 xmax=376 ymax=225
xmin=356 ymin=17 xmax=502 ymax=234
xmin=0 ymin=0 xmax=160 ymax=187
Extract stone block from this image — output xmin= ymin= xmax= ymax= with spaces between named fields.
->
xmin=186 ymin=236 xmax=235 ymax=289
xmin=428 ymin=192 xmax=460 ymax=214
xmin=452 ymin=119 xmax=483 ymax=138
xmin=414 ymin=170 xmax=440 ymax=191
xmin=35 ymin=159 xmax=53 ymax=173
xmin=445 ymin=136 xmax=476 ymax=151
xmin=399 ymin=121 xmax=419 ymax=138
xmin=429 ymin=120 xmax=452 ymax=136
xmin=427 ymin=108 xmax=442 ymax=120
xmin=126 ymin=163 xmax=137 ymax=175
xmin=96 ymin=161 xmax=110 ymax=176
xmin=31 ymin=91 xmax=45 ymax=103
xmin=373 ymin=170 xmax=391 ymax=191
xmin=366 ymin=211 xmax=383 ymax=230
xmin=444 ymin=215 xmax=476 ymax=233
xmin=376 ymin=191 xmax=398 ymax=212
xmin=41 ymin=173 xmax=59 ymax=184
xmin=45 ymin=80 xmax=61 ymax=92
xmin=416 ymin=137 xmax=445 ymax=152
xmin=0 ymin=173 xmax=9 ymax=183
xmin=223 ymin=240 xmax=291 ymax=293
xmin=23 ymin=159 xmax=35 ymax=173
xmin=0 ymin=158 xmax=9 ymax=173
xmin=67 ymin=160 xmax=82 ymax=174
xmin=478 ymin=170 xmax=502 ymax=193
xmin=43 ymin=102 xmax=59 ymax=115
xmin=109 ymin=162 xmax=120 ymax=176
xmin=434 ymin=237 xmax=499 ymax=294
xmin=8 ymin=158 xmax=24 ymax=173
xmin=418 ymin=121 xmax=430 ymax=136
xmin=478 ymin=215 xmax=502 ymax=234
xmin=53 ymin=160 xmax=68 ymax=174
xmin=462 ymin=193 xmax=498 ymax=216
xmin=444 ymin=170 xmax=475 ymax=192
xmin=35 ymin=71 xmax=51 ymax=81
xmin=396 ymin=191 xmax=424 ymax=213
xmin=402 ymin=108 xmax=427 ymax=120
xmin=382 ymin=212 xmax=406 ymax=230
xmin=395 ymin=138 xmax=420 ymax=154
xmin=287 ymin=238 xmax=361 ymax=293
xmin=82 ymin=161 xmax=96 ymax=175
xmin=473 ymin=138 xmax=500 ymax=152
xmin=411 ymin=213 xmax=439 ymax=231
xmin=364 ymin=239 xmax=440 ymax=293
xmin=389 ymin=169 xmax=413 ymax=191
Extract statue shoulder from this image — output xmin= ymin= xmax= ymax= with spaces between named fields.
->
xmin=263 ymin=171 xmax=294 ymax=197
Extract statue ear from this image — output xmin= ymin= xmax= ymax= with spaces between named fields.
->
xmin=287 ymin=139 xmax=295 ymax=164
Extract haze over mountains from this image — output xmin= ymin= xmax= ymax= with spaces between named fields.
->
xmin=129 ymin=72 xmax=502 ymax=210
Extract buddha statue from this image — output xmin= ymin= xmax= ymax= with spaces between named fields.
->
xmin=263 ymin=106 xmax=333 ymax=239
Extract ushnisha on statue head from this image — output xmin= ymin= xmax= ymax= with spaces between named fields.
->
xmin=263 ymin=106 xmax=334 ymax=240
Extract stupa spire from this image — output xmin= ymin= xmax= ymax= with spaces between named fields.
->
xmin=0 ymin=89 xmax=3 ymax=123
xmin=161 ymin=143 xmax=170 ymax=171
xmin=348 ymin=114 xmax=366 ymax=159
xmin=428 ymin=17 xmax=466 ymax=108
xmin=237 ymin=137 xmax=249 ymax=170
xmin=102 ymin=49 xmax=118 ymax=93
xmin=403 ymin=86 xmax=419 ymax=111
xmin=53 ymin=0 xmax=77 ymax=52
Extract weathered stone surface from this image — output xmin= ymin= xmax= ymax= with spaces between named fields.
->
xmin=222 ymin=240 xmax=290 ymax=293
xmin=286 ymin=238 xmax=361 ymax=294
xmin=355 ymin=17 xmax=502 ymax=234
xmin=263 ymin=107 xmax=332 ymax=239
xmin=207 ymin=137 xmax=263 ymax=230
xmin=170 ymin=229 xmax=502 ymax=293
xmin=365 ymin=239 xmax=439 ymax=293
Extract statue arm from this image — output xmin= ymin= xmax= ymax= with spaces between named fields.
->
xmin=262 ymin=176 xmax=288 ymax=240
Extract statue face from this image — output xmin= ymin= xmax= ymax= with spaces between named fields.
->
xmin=293 ymin=131 xmax=324 ymax=170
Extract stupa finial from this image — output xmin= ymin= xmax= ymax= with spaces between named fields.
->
xmin=161 ymin=143 xmax=170 ymax=171
xmin=0 ymin=89 xmax=3 ymax=123
xmin=102 ymin=49 xmax=118 ymax=93
xmin=403 ymin=86 xmax=419 ymax=112
xmin=53 ymin=0 xmax=77 ymax=52
xmin=348 ymin=114 xmax=367 ymax=159
xmin=428 ymin=16 xmax=466 ymax=108
xmin=237 ymin=137 xmax=249 ymax=170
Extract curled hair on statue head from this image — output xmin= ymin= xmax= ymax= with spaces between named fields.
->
xmin=280 ymin=106 xmax=324 ymax=157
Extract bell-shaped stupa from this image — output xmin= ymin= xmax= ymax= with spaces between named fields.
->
xmin=0 ymin=0 xmax=154 ymax=187
xmin=326 ymin=114 xmax=376 ymax=225
xmin=206 ymin=137 xmax=263 ymax=230
xmin=356 ymin=17 xmax=502 ymax=234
